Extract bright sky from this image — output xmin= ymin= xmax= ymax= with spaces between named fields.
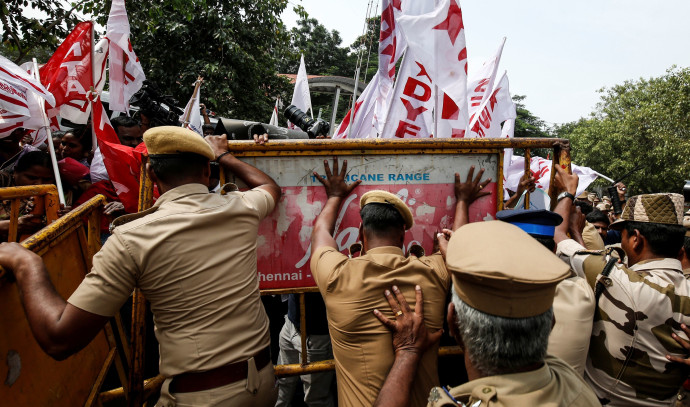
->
xmin=282 ymin=0 xmax=690 ymax=126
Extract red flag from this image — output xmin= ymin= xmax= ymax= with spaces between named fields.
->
xmin=92 ymin=95 xmax=143 ymax=213
xmin=39 ymin=21 xmax=93 ymax=124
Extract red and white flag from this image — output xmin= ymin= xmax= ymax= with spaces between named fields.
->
xmin=396 ymin=0 xmax=469 ymax=132
xmin=288 ymin=54 xmax=312 ymax=129
xmin=467 ymin=71 xmax=516 ymax=138
xmin=467 ymin=38 xmax=505 ymax=125
xmin=380 ymin=57 xmax=434 ymax=138
xmin=505 ymin=155 xmax=599 ymax=198
xmin=106 ymin=0 xmax=146 ymax=113
xmin=91 ymin=95 xmax=143 ymax=213
xmin=180 ymin=80 xmax=203 ymax=135
xmin=39 ymin=21 xmax=95 ymax=125
xmin=0 ymin=56 xmax=55 ymax=138
xmin=333 ymin=72 xmax=381 ymax=139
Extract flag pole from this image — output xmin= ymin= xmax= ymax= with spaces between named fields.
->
xmin=32 ymin=58 xmax=66 ymax=206
xmin=380 ymin=47 xmax=408 ymax=137
xmin=90 ymin=21 xmax=98 ymax=152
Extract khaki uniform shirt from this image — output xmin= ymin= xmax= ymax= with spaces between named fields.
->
xmin=69 ymin=184 xmax=275 ymax=377
xmin=549 ymin=276 xmax=595 ymax=376
xmin=558 ymin=239 xmax=690 ymax=406
xmin=311 ymin=246 xmax=450 ymax=407
xmin=427 ymin=355 xmax=600 ymax=406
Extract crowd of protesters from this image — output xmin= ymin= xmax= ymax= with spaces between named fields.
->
xmin=1 ymin=100 xmax=690 ymax=407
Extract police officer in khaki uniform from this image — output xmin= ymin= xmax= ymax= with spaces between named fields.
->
xmin=552 ymin=165 xmax=690 ymax=406
xmin=309 ymin=160 xmax=491 ymax=407
xmin=371 ymin=221 xmax=600 ymax=407
xmin=0 ymin=128 xmax=281 ymax=407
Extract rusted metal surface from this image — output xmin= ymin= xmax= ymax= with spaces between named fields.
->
xmin=299 ymin=292 xmax=308 ymax=366
xmin=274 ymin=359 xmax=336 ymax=377
xmin=8 ymin=199 xmax=19 ymax=242
xmin=260 ymin=286 xmax=321 ymax=296
xmin=0 ymin=194 xmax=115 ymax=407
xmin=225 ymin=137 xmax=566 ymax=157
xmin=0 ymin=184 xmax=59 ymax=199
xmin=548 ymin=141 xmax=572 ymax=211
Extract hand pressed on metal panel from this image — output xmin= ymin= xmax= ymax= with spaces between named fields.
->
xmin=667 ymin=323 xmax=690 ymax=366
xmin=313 ymin=158 xmax=361 ymax=199
xmin=454 ymin=166 xmax=491 ymax=204
xmin=0 ymin=242 xmax=40 ymax=274
xmin=373 ymin=285 xmax=442 ymax=356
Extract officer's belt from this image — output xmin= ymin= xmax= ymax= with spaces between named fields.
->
xmin=170 ymin=346 xmax=271 ymax=393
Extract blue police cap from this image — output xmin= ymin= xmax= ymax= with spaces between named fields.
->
xmin=495 ymin=209 xmax=563 ymax=238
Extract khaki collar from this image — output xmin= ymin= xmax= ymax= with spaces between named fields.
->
xmin=364 ymin=246 xmax=404 ymax=256
xmin=153 ymin=183 xmax=210 ymax=208
xmin=630 ymin=257 xmax=683 ymax=273
xmin=451 ymin=362 xmax=550 ymax=402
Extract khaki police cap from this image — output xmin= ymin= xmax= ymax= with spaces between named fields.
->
xmin=360 ymin=190 xmax=414 ymax=230
xmin=610 ymin=193 xmax=685 ymax=230
xmin=446 ymin=221 xmax=570 ymax=318
xmin=143 ymin=126 xmax=215 ymax=160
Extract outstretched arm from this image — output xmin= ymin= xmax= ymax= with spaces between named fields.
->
xmin=504 ymin=173 xmax=536 ymax=209
xmin=205 ymin=134 xmax=281 ymax=203
xmin=553 ymin=165 xmax=580 ymax=245
xmin=311 ymin=158 xmax=361 ymax=251
xmin=0 ymin=243 xmax=108 ymax=360
xmin=373 ymin=285 xmax=443 ymax=407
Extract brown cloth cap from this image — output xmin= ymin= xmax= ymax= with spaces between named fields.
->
xmin=143 ymin=126 xmax=215 ymax=160
xmin=360 ymin=190 xmax=414 ymax=230
xmin=609 ymin=193 xmax=685 ymax=230
xmin=446 ymin=221 xmax=570 ymax=318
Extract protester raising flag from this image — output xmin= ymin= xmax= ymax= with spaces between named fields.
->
xmin=0 ymin=55 xmax=55 ymax=137
xmin=466 ymin=71 xmax=516 ymax=138
xmin=90 ymin=95 xmax=144 ymax=213
xmin=180 ymin=77 xmax=203 ymax=136
xmin=396 ymin=0 xmax=469 ymax=137
xmin=106 ymin=0 xmax=145 ymax=113
xmin=288 ymin=54 xmax=312 ymax=129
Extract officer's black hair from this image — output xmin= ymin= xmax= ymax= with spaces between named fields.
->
xmin=149 ymin=153 xmax=209 ymax=185
xmin=586 ymin=209 xmax=610 ymax=226
xmin=574 ymin=200 xmax=594 ymax=216
xmin=533 ymin=236 xmax=556 ymax=253
xmin=360 ymin=203 xmax=405 ymax=239
xmin=623 ymin=221 xmax=686 ymax=258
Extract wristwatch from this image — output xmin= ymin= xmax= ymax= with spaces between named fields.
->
xmin=557 ymin=191 xmax=575 ymax=203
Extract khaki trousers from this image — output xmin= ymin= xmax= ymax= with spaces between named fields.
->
xmin=156 ymin=362 xmax=277 ymax=407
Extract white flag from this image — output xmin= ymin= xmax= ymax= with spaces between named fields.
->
xmin=333 ymin=72 xmax=381 ymax=139
xmin=289 ymin=54 xmax=312 ymax=128
xmin=467 ymin=71 xmax=516 ymax=138
xmin=180 ymin=81 xmax=203 ymax=136
xmin=505 ymin=155 xmax=599 ymax=198
xmin=106 ymin=0 xmax=146 ymax=113
xmin=380 ymin=55 xmax=434 ymax=138
xmin=468 ymin=37 xmax=505 ymax=122
xmin=269 ymin=98 xmax=279 ymax=126
xmin=396 ymin=0 xmax=469 ymax=131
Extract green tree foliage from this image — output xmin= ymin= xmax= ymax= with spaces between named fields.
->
xmin=73 ymin=0 xmax=293 ymax=121
xmin=349 ymin=16 xmax=380 ymax=84
xmin=555 ymin=67 xmax=690 ymax=194
xmin=1 ymin=0 xmax=81 ymax=64
xmin=511 ymin=95 xmax=551 ymax=157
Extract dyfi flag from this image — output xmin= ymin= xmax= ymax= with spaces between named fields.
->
xmin=396 ymin=0 xmax=469 ymax=134
xmin=467 ymin=71 xmax=516 ymax=138
xmin=288 ymin=54 xmax=312 ymax=128
xmin=91 ymin=95 xmax=143 ymax=213
xmin=0 ymin=56 xmax=55 ymax=137
xmin=269 ymin=98 xmax=280 ymax=126
xmin=333 ymin=72 xmax=381 ymax=139
xmin=467 ymin=37 xmax=505 ymax=125
xmin=504 ymin=155 xmax=599 ymax=198
xmin=39 ymin=21 xmax=94 ymax=124
xmin=180 ymin=79 xmax=203 ymax=136
xmin=379 ymin=57 xmax=434 ymax=138
xmin=370 ymin=0 xmax=406 ymax=136
xmin=106 ymin=0 xmax=146 ymax=113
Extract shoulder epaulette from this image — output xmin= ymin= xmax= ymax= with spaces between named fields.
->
xmin=109 ymin=206 xmax=159 ymax=233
